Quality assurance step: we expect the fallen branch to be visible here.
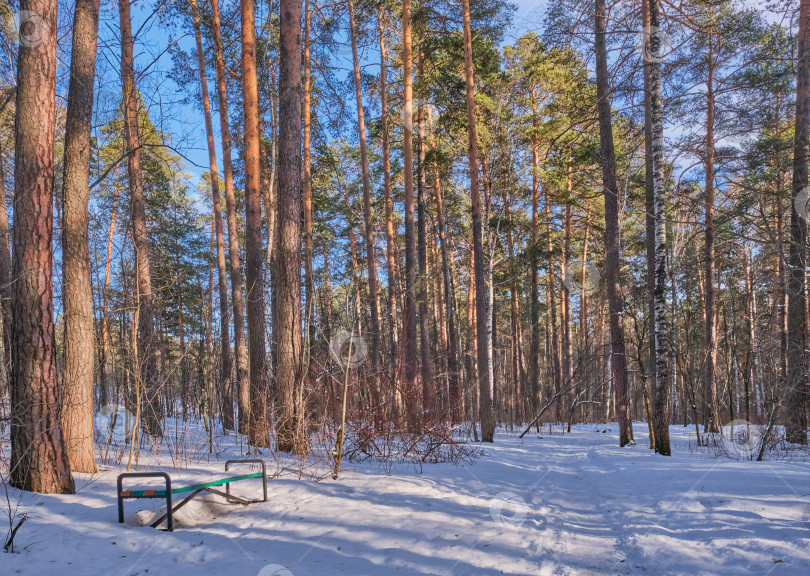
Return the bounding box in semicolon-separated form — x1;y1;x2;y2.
519;377;611;438
4;514;26;553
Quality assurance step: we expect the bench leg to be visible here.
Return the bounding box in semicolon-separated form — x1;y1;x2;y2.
206;487;251;505
150;489;202;530
166;484;174;532
225;459;267;502
117;472;173;530
117;476;125;524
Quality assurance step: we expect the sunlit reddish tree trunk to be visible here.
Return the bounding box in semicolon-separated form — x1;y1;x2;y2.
462;0;494;442
210;0;250;435
546;178;560;419
190;0;233;429
98;181;117;404
502;187;526;423
433;162;461;421
10;0;75;493
704;29;720;434
119;0;162;436
0;143;10;383
416;16;434;408
348;0;382;388
465;248;478;421
241;0;271;446
275;0;304;453
561;164;572;394
402;0;419;423
61;0;101;472
594;0;633;446
303;0;315;356
379;4;399;396
528;136;541;418
787;0;810;444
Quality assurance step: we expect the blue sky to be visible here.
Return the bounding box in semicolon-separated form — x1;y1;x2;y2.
122;0;551;190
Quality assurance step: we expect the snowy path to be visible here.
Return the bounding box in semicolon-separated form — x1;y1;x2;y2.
2;423;809;575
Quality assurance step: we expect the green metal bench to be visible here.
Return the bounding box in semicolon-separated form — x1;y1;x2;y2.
117;459;267;531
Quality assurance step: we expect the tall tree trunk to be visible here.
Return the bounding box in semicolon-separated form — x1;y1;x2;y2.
178;271;188;421
482;155;496;418
0;144;11;384
649;0;671;455
579;219;590;351
547;178;561;420
210;0;249;436
416;20;435;410
204;235;216;444
642;0;656;450
241;0;270;447
348;0;382;386
771;96;789;425
465;248;477;419
448;235;464;399
529;137;541;418
275;0;304;453
434;162;461;421
262;87;278;351
10;0;75;492
465;248;477;422
429;222;445;392
119;0;161;437
303;0;315;361
743;245;755;424
61;0;100;473
503;188;526;423
379;4;399;388
191;0;233;430
99;181;117;405
402;0;419;423
346;189;363;336
580;223;590;423
264;68;279;281
462;0;494;442
561;164;573;393
322;245;333;347
776;153;788;421
787;0;810;445
594;0;633;446
704;36;720;434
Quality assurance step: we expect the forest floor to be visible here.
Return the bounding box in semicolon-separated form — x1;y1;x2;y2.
2;421;809;576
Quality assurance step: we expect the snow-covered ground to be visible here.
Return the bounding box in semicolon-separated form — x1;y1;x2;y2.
2;422;809;575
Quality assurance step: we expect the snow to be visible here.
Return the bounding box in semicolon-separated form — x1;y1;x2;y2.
2;422;809;575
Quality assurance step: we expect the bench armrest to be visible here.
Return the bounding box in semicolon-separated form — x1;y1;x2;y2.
117;472;173;531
